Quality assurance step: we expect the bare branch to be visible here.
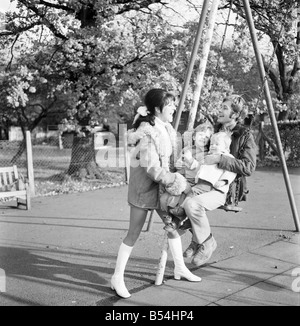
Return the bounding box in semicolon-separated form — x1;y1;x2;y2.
38;0;75;13
112;52;153;70
0;21;42;37
6;34;20;71
262;55;281;97
18;0;68;40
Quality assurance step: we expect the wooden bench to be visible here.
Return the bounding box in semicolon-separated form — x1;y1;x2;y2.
0;165;31;210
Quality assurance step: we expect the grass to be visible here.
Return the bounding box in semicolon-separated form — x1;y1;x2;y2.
1;142;298;198
0;142;127;197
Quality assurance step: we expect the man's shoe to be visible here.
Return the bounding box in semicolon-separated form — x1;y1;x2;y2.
192;234;217;267
183;240;198;258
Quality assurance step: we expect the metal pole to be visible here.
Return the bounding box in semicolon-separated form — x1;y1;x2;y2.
26;130;35;197
155;232;169;285
187;0;220;131
173;0;212;131
242;0;300;232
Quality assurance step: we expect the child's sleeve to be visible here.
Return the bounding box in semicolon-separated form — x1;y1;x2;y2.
218;170;237;185
218;154;237;184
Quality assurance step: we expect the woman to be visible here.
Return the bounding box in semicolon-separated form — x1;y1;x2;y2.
111;88;201;299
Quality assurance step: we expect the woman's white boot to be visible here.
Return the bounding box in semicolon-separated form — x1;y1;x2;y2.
111;243;133;299
168;237;201;282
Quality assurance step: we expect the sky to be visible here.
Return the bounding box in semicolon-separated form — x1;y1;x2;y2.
0;0;218;25
0;0;200;18
0;0;262;46
0;0;16;13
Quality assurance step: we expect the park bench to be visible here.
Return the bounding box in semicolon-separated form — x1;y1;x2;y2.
0;165;31;210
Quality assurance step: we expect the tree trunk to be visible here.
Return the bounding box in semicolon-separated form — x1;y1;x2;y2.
67;134;102;179
11;139;26;164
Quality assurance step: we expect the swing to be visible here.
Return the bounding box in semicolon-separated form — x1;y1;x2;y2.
203;1;243;214
187;0;244;215
217;0;292;214
145;2;241;239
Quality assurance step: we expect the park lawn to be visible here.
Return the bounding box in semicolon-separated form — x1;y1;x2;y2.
0;143;126;197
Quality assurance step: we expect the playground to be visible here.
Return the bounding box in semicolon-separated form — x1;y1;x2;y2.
0;0;300;309
0;166;299;306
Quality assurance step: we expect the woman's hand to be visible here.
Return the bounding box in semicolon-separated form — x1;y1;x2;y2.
204;154;221;165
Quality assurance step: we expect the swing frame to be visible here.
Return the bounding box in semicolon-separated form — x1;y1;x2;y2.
154;0;300;286
172;0;299;227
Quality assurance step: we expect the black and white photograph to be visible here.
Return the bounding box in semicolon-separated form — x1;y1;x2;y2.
0;0;299;310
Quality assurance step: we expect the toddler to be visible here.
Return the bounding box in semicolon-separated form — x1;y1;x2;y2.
161;130;237;231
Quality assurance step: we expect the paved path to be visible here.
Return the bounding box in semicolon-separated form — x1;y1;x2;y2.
0;167;299;306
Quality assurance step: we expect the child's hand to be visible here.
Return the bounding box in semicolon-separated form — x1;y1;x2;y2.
214;181;226;188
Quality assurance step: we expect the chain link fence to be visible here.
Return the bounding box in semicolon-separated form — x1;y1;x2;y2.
0;129;127;198
0;140;27;174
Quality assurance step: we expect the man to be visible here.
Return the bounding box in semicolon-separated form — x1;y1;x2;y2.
182;95;257;267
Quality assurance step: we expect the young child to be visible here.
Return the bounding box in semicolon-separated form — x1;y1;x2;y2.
186;131;237;197
176;121;214;186
159;122;214;229
161;130;237;231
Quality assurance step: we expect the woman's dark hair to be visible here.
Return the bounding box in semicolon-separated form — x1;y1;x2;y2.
133;88;176;129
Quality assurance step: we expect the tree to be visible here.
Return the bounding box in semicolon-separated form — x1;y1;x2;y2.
2;0;298;179
220;0;300;120
0;0;188;178
0;49;70;161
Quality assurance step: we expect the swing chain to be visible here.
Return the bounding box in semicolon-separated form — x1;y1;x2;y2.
209;0;234;94
205;0;234;112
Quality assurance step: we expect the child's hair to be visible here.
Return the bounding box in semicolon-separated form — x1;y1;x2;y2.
193;121;214;137
133;88;176;129
210;131;232;153
184;121;214;149
223;95;248;123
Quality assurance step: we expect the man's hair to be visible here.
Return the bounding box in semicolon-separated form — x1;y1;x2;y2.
223;95;248;123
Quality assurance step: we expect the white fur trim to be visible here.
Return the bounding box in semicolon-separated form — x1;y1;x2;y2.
165;172;188;196
127;122;176;170
127;123;156;145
